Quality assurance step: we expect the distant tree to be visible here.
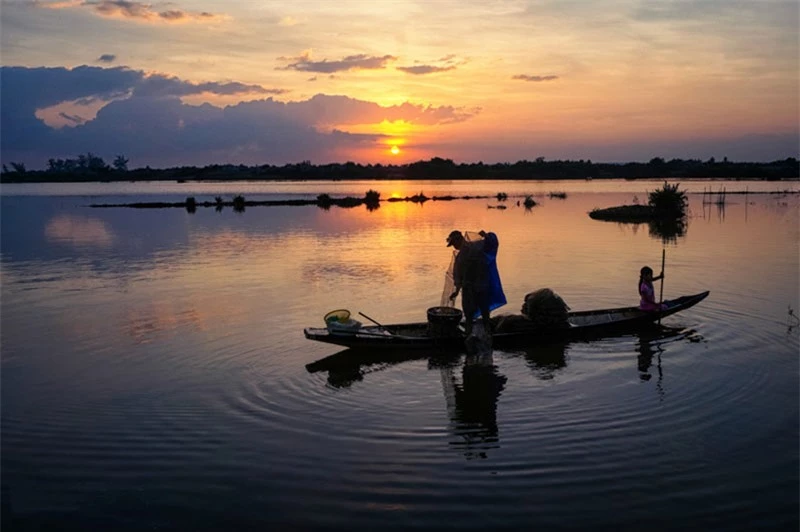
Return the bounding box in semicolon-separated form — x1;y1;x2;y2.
9;162;26;173
86;153;108;172
113;155;129;172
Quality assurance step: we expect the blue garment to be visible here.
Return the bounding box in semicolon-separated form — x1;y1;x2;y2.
471;232;506;318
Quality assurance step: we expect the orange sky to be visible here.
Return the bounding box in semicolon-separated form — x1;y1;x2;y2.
2;0;798;168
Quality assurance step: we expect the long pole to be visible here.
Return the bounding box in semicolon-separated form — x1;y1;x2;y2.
358;311;392;334
658;248;666;325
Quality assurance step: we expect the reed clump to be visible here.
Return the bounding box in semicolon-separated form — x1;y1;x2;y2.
317;193;333;209
364;189;381;209
233;195;246;212
648;181;688;217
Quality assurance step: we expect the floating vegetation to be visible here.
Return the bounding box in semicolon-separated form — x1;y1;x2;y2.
365;189;380;203
185;196;196;213
523;195;537;209
590;182;688;222
548;191;567;199
317;193;333;210
410;191;429;203
648;181;688;218
233;195;246;213
590;182;690;241
589;205;654;222
496;192;508;201
91;190;496;210
364;189;381;211
488;205;507;210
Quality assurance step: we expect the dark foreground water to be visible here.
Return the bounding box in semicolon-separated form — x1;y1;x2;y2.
2;180;798;530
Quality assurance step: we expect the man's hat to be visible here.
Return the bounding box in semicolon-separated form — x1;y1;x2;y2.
446;230;463;247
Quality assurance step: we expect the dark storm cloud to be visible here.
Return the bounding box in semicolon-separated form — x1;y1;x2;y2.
278;53;397;73
97;54;117;63
0;65;479;168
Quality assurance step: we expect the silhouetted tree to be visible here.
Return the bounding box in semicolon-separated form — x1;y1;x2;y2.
8;162;27;173
113;155;129;172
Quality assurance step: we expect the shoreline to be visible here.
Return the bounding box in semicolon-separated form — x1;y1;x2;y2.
6;175;800;185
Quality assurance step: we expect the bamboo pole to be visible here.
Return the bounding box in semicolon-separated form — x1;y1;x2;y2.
658;248;666;325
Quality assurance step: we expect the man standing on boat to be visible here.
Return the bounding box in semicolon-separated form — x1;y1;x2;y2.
447;230;505;336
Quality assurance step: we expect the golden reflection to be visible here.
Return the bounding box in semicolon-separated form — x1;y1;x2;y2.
124;304;208;345
44;214;115;247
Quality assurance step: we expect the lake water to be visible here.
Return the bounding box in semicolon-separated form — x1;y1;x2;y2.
2;179;798;530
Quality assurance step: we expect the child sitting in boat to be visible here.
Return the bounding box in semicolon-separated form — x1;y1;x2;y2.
639;266;667;311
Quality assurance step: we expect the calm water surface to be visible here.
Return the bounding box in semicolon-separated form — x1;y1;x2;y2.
2;180;798;530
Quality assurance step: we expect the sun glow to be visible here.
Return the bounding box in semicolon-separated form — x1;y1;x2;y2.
390;145;400;155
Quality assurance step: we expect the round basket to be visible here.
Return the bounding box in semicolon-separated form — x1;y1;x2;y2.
427;306;463;325
324;309;351;324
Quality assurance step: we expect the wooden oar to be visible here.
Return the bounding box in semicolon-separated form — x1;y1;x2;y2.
658;248;666;325
359;311;393;334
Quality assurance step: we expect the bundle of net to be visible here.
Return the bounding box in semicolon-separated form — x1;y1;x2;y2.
490;288;571;333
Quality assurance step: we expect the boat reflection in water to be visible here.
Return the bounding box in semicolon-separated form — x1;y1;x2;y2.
517;341;569;380
306;347;509;459
305;324;703;457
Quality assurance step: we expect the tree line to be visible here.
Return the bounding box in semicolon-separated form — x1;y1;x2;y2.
1;154;797;183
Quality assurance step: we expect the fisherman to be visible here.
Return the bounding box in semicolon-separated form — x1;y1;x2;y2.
446;230;492;336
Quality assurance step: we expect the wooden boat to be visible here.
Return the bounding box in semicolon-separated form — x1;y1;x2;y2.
304;291;709;351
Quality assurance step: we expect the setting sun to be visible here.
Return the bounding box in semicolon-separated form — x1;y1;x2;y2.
390;145;400;155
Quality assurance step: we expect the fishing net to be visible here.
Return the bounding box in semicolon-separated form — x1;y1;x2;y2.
521;288;570;328
440;251;457;307
439;232;482;307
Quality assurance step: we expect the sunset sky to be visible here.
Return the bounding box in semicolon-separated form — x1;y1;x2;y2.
1;0;798;169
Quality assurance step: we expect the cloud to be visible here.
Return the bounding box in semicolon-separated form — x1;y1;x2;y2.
133;75;288;98
44;214;115;247
35;0;226;24
512;74;559;82
58;112;87;125
396;55;464;75
1;65;283;111
278;52;397;73
396;65;456;75
34;0;83;8
97;54;116;63
1;65;479;168
280;94;478;127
